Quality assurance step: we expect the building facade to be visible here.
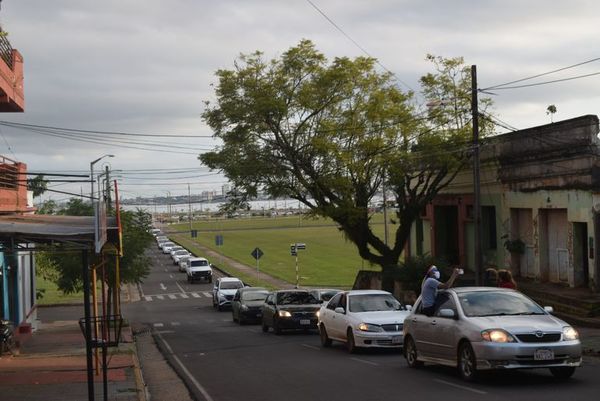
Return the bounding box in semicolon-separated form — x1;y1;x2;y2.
406;115;600;291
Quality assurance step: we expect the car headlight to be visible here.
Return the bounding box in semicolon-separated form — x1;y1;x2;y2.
481;329;516;343
278;310;292;318
562;326;579;341
218;293;226;299
358;323;384;332
241;305;248;311
315;310;320;318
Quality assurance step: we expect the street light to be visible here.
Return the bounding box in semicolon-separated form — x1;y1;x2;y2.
90;154;114;202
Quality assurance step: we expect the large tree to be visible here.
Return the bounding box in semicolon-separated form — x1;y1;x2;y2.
200;41;492;290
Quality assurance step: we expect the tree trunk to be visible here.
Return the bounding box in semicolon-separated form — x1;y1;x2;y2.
381;264;398;294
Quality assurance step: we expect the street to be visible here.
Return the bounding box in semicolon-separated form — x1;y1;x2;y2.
125;248;600;401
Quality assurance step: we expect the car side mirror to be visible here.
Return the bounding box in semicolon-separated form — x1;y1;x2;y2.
544;306;554;313
334;307;345;314
405;305;412;312
438;309;456;319
267;300;274;305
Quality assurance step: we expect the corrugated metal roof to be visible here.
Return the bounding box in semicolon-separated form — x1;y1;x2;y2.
0;214;117;241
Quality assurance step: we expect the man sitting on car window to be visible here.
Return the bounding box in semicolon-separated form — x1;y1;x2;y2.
420;265;460;317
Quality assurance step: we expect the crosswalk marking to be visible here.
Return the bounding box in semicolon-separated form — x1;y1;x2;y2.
154;323;164;328
203;292;212;298
180;294;189;298
144;296;153;302
168;294;177;299
191;293;201;298
143;292;214;302
171;322;181;326
157;295;165;300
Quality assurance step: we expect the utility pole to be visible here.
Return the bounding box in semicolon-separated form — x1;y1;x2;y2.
105;166;112;212
188;183;192;234
471;65;483;286
382;171;389;246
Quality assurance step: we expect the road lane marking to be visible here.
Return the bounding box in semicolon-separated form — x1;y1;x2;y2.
350;357;379;366
175;281;186;293
169;274;174;279
164;269;168;272
202;292;212;297
155;332;216;401
434;379;487;395
155;330;175;334
171;322;181;326
144;296;153;302
153;323;164;328
180;294;189;299
160;283;167;291
301;344;320;350
191;293;201;298
168;294;177;299
157;295;165;300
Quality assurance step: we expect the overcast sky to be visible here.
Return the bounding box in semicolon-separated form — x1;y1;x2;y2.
1;0;600;202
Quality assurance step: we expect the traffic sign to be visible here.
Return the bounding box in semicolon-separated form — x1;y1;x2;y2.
191;229;198;238
251;247;264;260
215;234;224;246
295;243;306;250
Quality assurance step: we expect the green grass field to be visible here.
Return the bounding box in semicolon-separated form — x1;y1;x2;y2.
36;277;84;305
170;214;394;288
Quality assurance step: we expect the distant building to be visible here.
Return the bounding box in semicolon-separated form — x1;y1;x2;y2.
221;184;231;196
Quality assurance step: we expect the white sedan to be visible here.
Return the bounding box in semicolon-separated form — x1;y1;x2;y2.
318;290;411;353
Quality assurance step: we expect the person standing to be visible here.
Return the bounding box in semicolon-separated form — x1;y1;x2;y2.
421;265;460;316
497;269;517;289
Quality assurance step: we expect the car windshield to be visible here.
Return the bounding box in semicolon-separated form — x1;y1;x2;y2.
277;292;319;305
174;250;188;255
220;281;244;290
190;260;209;267
320;290;340;301
458;291;546;317
242;291;269;301
163;242;174;247
348;294;403;312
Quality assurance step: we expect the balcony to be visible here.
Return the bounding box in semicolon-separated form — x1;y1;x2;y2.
0;31;24;112
0;154;30;213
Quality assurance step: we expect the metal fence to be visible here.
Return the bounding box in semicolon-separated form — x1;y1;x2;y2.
0;32;13;69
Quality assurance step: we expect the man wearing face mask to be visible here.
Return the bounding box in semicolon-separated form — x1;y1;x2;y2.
421;265;460;316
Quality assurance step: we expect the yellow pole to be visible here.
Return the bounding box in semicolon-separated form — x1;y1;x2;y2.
115;252;120;316
91;265;99;375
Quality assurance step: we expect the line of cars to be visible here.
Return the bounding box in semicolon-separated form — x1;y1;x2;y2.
151;229;582;382
154;231;213;284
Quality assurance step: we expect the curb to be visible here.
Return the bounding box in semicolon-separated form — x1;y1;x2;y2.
132;337;149;401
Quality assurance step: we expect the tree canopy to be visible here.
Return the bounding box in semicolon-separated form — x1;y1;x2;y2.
200;40;492;289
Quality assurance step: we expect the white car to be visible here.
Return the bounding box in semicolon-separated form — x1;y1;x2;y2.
212;277;244;311
186;257;213;283
169;245;184;257
178;255;191;272
318;290;411;353
171;249;190;265
161;242;176;254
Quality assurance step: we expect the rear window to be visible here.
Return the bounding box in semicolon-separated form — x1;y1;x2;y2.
190;260;209;267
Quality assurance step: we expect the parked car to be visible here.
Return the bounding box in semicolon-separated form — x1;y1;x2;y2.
261;290;321;334
151;228;161;236
156;236;168;248
178;255;192;272
213;277;245;310
309;288;342;305
231;287;269;324
185;257;213;283
161;242;176;254
403;287;582;381
318;290;410;353
171;249;190;265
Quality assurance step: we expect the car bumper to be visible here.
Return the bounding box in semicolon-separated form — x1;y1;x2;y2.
217;297;234;307
471;340;582;370
277;317;318;330
190;272;211;280
240;309;263;321
354;331;404;348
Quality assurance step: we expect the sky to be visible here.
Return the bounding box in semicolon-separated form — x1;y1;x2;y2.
1;0;600;202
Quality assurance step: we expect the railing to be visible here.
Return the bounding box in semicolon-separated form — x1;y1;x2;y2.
0;154;18;190
0;31;14;69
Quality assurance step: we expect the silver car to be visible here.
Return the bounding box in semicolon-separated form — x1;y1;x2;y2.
403;287;581;381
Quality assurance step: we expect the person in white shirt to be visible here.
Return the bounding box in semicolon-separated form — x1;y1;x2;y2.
421;265;460;316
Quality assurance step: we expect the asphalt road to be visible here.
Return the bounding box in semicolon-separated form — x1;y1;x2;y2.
124;246;600;401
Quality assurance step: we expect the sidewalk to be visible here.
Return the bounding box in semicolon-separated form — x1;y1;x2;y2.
0;306;143;401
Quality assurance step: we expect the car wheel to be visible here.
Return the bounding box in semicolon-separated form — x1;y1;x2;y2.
549;367;576;380
346;328;358;354
319;324;332;347
273;317;282;335
262;319;269;333
458;342;478;382
404;336;423;368
208;277;212;284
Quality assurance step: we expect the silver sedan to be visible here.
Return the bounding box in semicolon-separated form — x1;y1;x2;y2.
403;287;581;381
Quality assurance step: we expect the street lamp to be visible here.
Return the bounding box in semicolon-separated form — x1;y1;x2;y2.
90;154;114;202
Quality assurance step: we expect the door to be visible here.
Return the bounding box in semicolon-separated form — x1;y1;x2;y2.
409;299;435;358
546;209;568;283
262;294;276;326
427;293;459;362
573;222;589;287
434;206;459;265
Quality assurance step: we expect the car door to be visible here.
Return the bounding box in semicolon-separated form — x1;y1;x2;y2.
232;290;241;320
408;298;436;358
212;279;220;305
262;294;276;326
427;293;460;362
320;293;341;339
329;293;348;340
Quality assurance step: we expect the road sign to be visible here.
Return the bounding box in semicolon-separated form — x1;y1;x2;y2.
295;243;306;250
251;247;264;260
191;229;198;238
215;234;223;246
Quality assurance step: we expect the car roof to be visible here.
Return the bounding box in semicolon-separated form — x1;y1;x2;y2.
310;288;342;293
449;286;515;294
344;289;392;296
220;277;242;282
188;257;208;262
273;289;310;294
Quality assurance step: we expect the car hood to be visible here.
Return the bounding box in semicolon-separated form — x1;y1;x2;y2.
189;266;211;272
467;314;567;332
243;300;266;307
218;289;239;296
277;304;321;312
352;310;411;325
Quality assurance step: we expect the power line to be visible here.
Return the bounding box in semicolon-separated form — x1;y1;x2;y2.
0;125;17;159
304;0;414;92
482;70;600;91
483;56;600;91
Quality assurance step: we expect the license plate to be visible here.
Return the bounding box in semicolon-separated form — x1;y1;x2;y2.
391;336;402;344
534;349;554;360
300;319;311;325
256;313;262;318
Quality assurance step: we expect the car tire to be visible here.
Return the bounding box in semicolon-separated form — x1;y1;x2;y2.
273;317;282;335
208;277;212;284
549;367;576;380
404;336;423;368
262;319;269;333
457;342;478;382
346;328;358;354
319;324;332;347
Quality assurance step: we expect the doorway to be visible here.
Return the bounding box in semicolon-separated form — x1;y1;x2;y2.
434;205;459;265
573;222;589;287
